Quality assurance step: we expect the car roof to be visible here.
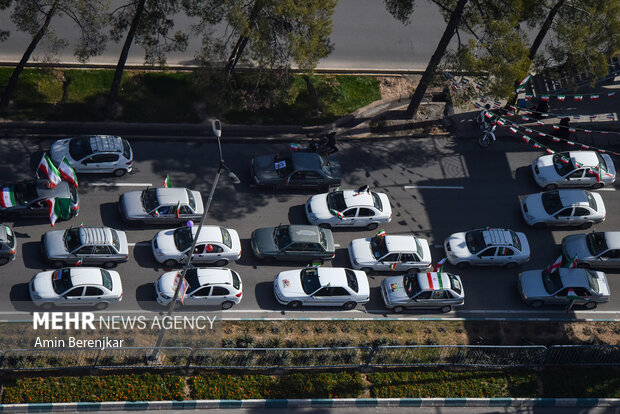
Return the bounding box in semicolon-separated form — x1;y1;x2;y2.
603;232;620;249
416;272;455;291
482;228;514;247
385;235;416;252
558;189;590;207
88;135;124;153
195;268;233;286
343;190;375;208
558;268;595;287
35;180;71;199
79;227;113;246
155;188;189;205
195;226;224;244
569;151;599;167
315;267;349;286
291;152;322;171
69;268;103;286
288;225;321;243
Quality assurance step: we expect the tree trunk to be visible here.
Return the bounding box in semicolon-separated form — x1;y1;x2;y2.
529;0;566;60
405;0;468;119
224;0;263;74
0;0;59;110
105;0;147;119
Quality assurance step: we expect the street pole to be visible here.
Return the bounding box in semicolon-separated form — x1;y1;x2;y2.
151;120;239;357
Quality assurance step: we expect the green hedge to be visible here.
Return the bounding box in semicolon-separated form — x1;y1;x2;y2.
541;369;620;398
1;374;185;404
190;372;364;400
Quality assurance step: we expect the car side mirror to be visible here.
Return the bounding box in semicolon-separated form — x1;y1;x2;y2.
81;160;88;165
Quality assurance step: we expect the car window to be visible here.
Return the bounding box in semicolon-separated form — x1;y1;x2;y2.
497;247;514;256
314;287;331;297
231;270;241;290
111;230;121;253
585;269;600;293
403;275;420;298
555;208;573;217
211;286;230;296
64;228;81;252
478;247;496;257
541;190;563;215
370;236;388;259
85;287;104;296
122;139;132;160
331;287;350;296
12;181;38;205
220;227;232;249
52;269;73;294
595;152;608;172
358;208;375;217
99;154;120;163
573;207;590;217
584;169;598;178
371;192;383;211
83;154;105;164
319;230;328;250
193;287;211;297
415;291;432;299
101;269;113;291
194;244;205;254
141;188;159;212
465;230;485;254
180;206;192;215
327;191;347;212
542;270;563;295
290;171;305;180
69;137;93;160
186;189;196;211
400;253;416;262
65;287;84;297
383;253;399;262
343;208;357;217
274;226;291;248
567;170;584;179
304;171;323;179
204;244;223;254
286;243;305;252
585;191;597;210
553;153;574;176
184;269;200;291
173;227;194;252
510;230;522;251
345;269;359;293
602;249;620;259
304;243;323;252
4;226;14;248
75;246;94;255
432;290;447;299
300;268;321;294
93;245;112;254
448;274;462;295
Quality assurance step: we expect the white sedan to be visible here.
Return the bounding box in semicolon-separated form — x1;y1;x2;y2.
273;267;370;309
151;225;242;267
532;151;616;190
29;267;123;310
444;228;530;268
348;234;432;272
155;267;242;309
520;189;606;229
305;188;392;229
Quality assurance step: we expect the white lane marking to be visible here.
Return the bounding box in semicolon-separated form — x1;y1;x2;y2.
127;242;150;247
596;188;616;191
433;244;443;249
403;185;464;190
89;182;152;187
334;243;341;247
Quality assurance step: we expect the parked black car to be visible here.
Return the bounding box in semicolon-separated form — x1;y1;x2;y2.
250;152;342;190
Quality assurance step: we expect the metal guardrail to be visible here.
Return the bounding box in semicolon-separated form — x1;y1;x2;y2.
0;345;618;371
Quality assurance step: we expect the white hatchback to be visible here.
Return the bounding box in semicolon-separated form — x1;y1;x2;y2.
444;228;530;268
305;188;392;229
348;234;432;272
50;135;133;176
532;151;616;190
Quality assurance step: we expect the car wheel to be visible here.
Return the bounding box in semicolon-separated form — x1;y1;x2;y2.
319;223;331;229
533;222;546;229
591;182;604;190
361;267;373;274
113;169;127;177
215;259;229;267
95;302;109;310
41;303;54;310
456;261;469;269
392;306;406;313
311;258;324;266
0;257;9;266
440;305;452;313
221;301;235;310
102;261;116;269
530;300;544;308
366;222;379;230
544;184;558;191
584;301;597;310
287;301;302;309
51;260;64;268
580;222;593;230
343;301;357;310
163;259;178;268
505;262;518;269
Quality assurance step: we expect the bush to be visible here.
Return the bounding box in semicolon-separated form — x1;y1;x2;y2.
541;368;620;398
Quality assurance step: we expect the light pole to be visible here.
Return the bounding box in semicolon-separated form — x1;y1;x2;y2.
152;119;240;354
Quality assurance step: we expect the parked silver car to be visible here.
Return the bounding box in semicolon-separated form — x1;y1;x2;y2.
42;226;129;268
520;189;606;229
381;272;464;313
50;135;133;176
119;187;204;224
562;232;620;269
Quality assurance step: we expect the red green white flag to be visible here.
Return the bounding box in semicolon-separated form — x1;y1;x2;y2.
433;257;447;272
516;74;532;90
38;153;62;188
59;157;78;188
175;201;181;219
564;255;578;268
163;174;170;188
426;272;444;290
47;198;58;227
547;255;562;272
330;209;344;219
0;187;16;208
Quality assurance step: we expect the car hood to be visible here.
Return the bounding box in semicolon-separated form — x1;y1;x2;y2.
519;270;548;298
156;271;179;298
562;234;593;262
252;154;280;182
31;271;58;300
522;193;546;217
275;270;305;299
445;232;470;259
326;157;343;179
308;193;331;219
43;230;69;258
121;191;146;217
49;139;72;164
252;227;279;255
382;276;410;303
533;155;559;180
350;238;374;264
153;229;182;255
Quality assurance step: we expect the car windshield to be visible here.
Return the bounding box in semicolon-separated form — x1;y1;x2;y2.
465;230;486;254
68;137;93;160
319;230;328;249
552;153;574;176
4;226;14;248
184;268;201;291
510;230;522;251
69;185;78;204
326;191;347;212
111;230;121;252
64;228;82;252
186;189;196;211
449;274;462;295
101;269;113;291
541;269;563;295
319;155;332;176
274;154;294;178
300;268;321;295
52;269;73;294
403;274;421;299
231;270;241;290
173;227;194;252
273;226;291;248
345;269;359;293
585;191;597;210
122;139;132;160
585;269;600;293
585;232;608;256
371;192;383;211
370;236;388;259
541;190;563;215
12;181;37;205
595;152;608;172
220;227;232;249
141;188;159;212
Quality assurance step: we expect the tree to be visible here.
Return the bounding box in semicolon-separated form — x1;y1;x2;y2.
0;0;107;110
105;0;188;119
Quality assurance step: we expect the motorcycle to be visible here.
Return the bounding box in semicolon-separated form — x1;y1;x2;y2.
290;132;338;155
474;105;492;132
478;122;497;148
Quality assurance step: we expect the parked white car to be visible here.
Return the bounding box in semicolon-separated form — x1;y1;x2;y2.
520;189;605;229
154;267;242;309
444;228;530;268
381;272;465;313
119;187;204;224
151;225;241;267
305;188;392;229
29;267;123;309
532;151;616;190
50;135;133;176
348;234;432;272
273;267;370;309
561;232;620;269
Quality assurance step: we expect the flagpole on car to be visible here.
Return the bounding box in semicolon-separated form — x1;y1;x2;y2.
151;119;240;359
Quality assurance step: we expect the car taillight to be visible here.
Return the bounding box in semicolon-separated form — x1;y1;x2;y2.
126;161;132;165
236;292;242;298
125;255;129;260
9;249;15;255
119;293;123;300
332;253;336;258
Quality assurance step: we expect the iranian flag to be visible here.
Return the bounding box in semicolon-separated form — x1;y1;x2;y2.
426;272;444;290
163;174;170;188
516;74;532;91
175;201;181;219
38;153;62;188
590;94;599;101
608;92;616;98
433;257;447;272
557;95;566;102
330;208;344;219
574;95;583;101
564;255;578;268
59;157;78;188
47;198;58;227
0;187;16;208
547;256;562;273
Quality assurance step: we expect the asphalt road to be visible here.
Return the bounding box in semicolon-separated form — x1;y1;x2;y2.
1;133;619;320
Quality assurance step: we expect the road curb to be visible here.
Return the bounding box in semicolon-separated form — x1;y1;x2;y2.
0;398;618;411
